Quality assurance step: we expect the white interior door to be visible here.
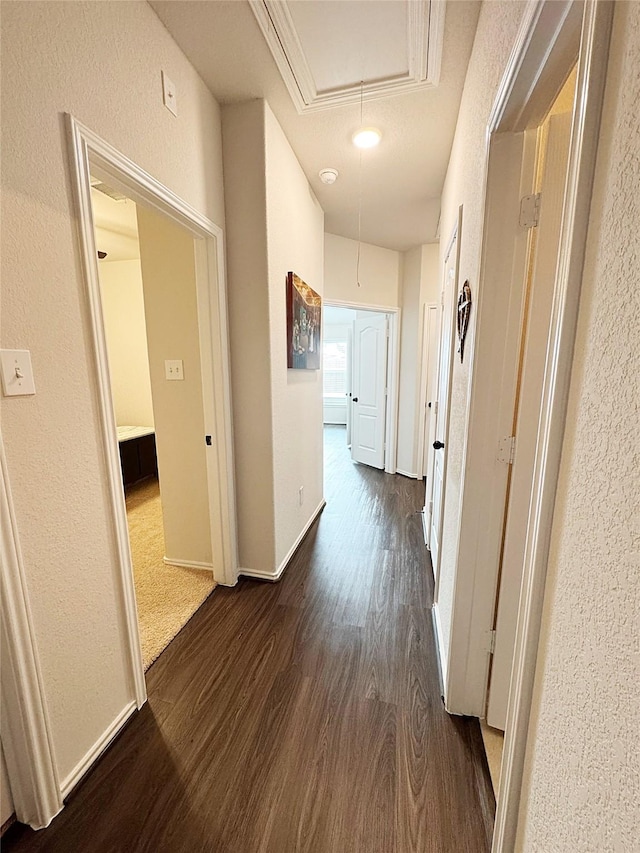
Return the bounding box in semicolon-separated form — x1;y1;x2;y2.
420;304;439;544
487;112;572;729
429;226;460;584
351;313;388;469
346;326;353;447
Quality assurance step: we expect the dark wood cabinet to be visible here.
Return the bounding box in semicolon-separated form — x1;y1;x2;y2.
119;433;158;487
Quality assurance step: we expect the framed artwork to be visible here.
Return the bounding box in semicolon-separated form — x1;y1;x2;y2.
286;272;321;369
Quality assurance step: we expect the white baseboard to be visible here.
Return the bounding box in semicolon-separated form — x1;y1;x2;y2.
163;557;214;572
60;700;137;798
240;500;326;582
395;468;418;479
431;603;448;696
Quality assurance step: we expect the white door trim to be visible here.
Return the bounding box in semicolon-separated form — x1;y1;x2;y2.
0;436;63;829
65;114;239;709
493;2;613;850
324;300;400;474
416;301;439;483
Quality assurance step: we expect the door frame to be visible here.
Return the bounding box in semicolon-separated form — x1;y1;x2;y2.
416;300;439;483
493;2;613;847
324;300;400;474
66;114;239;706
426;1;613;850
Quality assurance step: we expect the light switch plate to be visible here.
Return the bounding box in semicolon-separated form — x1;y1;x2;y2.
1;349;36;396
162;70;178;117
165;359;184;381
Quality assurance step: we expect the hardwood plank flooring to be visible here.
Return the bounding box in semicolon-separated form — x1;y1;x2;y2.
4;425;494;853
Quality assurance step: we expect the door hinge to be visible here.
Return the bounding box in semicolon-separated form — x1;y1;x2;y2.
488;629;496;654
433;401;439;416
384;387;389;396
497;435;516;464
519;193;541;228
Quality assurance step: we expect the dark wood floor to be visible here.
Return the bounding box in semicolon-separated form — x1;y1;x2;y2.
5;426;494;853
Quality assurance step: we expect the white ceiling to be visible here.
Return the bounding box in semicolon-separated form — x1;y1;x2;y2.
91;185;140;262
150;0;481;251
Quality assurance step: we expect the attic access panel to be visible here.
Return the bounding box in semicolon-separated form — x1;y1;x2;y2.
250;0;445;113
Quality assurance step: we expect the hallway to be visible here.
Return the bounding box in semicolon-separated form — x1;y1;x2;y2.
5;426;494;853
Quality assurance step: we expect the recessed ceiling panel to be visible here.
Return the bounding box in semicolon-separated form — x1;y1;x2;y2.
250;0;445;112
288;1;408;94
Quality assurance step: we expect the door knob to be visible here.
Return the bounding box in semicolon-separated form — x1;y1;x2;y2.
433;440;445;449
352;397;358;402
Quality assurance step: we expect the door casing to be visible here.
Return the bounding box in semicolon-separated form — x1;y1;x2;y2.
324;300;400;474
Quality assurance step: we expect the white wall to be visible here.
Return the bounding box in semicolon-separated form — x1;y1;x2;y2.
435;0;639;846
265;106;325;568
396;243;440;476
0;0;225;787
436;0;528;676
518;4;640;848
222;100;324;577
137;206;212;567
98;259;154;427
324;233;400;307
221;99;275;575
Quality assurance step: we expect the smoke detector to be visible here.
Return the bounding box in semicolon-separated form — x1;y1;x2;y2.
319;168;339;185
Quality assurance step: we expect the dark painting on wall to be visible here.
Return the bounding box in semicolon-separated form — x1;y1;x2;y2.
286;272;321;369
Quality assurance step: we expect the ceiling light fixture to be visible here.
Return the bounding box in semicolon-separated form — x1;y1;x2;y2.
352;127;381;149
319;168;339;185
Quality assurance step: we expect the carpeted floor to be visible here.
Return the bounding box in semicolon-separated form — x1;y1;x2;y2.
125;477;215;671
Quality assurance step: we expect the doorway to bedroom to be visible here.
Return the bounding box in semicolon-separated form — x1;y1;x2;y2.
322;303;398;476
91;178;215;670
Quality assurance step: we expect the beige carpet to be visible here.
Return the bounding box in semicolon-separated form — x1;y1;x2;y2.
125;478;215;670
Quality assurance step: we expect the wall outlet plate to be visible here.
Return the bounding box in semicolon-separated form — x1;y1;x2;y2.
1;349;36;396
162;70;178;117
165;359;184;380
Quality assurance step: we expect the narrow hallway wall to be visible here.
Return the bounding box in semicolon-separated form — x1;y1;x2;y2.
0;0;226;784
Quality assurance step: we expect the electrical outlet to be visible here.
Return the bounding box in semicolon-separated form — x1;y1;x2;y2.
299;486;304;506
165;359;184;380
162;70;178;117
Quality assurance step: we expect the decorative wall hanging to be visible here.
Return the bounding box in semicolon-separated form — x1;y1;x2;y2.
286;272;322;369
457;280;472;363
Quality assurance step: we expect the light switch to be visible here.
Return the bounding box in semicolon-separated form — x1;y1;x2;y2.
165;359;184;381
1;349;36;396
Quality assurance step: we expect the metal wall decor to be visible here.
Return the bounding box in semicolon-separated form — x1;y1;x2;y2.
457;280;472;362
286;271;322;369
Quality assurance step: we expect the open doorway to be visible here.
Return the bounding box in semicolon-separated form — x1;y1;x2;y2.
422;4;612;848
322;302;399;476
91;181;216;671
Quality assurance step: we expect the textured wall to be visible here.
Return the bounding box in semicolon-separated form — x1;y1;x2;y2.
518;4;640;848
324;233;401;307
1;0;225;783
436;0;528;669
137;207;211;567
265;105;325;569
221;100;276;574
397;246;422;475
98;259;155;428
222;101;324;576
